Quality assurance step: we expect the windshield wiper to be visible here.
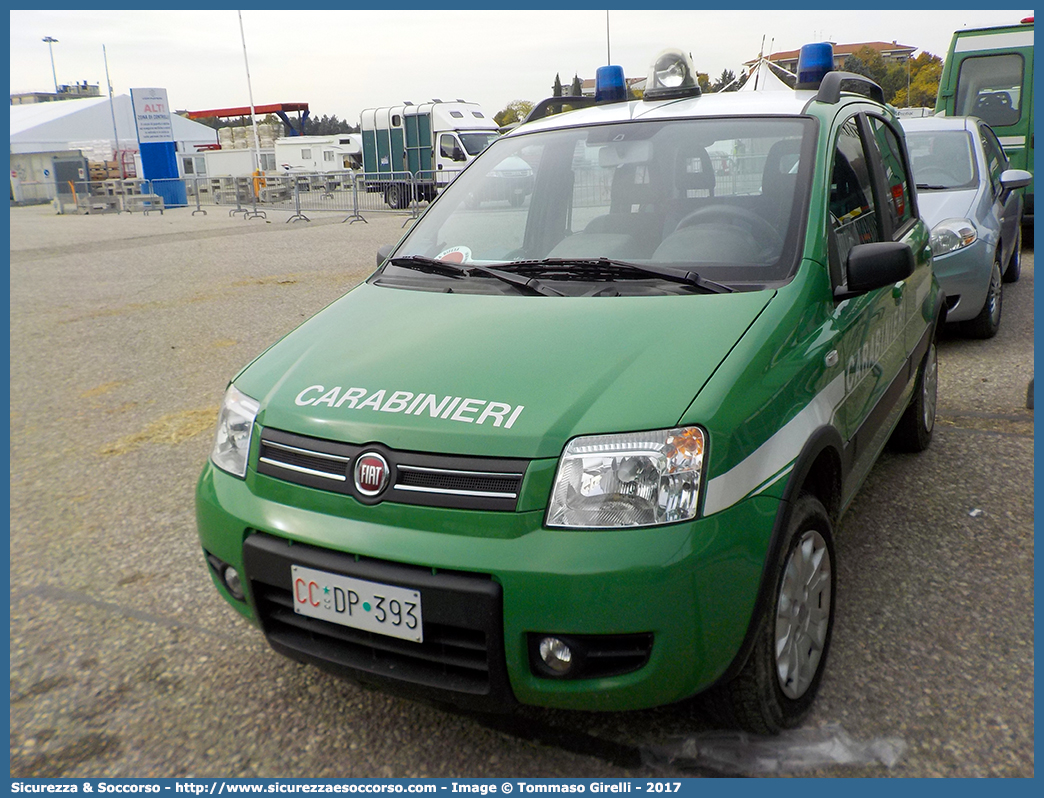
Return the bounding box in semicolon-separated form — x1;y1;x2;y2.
915;183;950;191
387;256;564;297
492;257;735;294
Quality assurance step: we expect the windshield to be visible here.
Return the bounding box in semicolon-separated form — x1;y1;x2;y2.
376;117;815;296
905;130;978;190
459;132;499;156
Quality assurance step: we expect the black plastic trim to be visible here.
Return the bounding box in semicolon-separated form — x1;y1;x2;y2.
243;532;517;712
527;632;654;680
523;96;597;124
813;72;885;104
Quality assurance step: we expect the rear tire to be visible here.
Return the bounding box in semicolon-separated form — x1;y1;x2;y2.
701;494;835;734
890;336;938;453
960;257;1003;339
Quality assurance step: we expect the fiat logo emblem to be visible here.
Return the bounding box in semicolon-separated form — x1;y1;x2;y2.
353;452;390;496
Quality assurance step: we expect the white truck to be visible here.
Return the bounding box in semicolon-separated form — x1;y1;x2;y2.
360;101;499;208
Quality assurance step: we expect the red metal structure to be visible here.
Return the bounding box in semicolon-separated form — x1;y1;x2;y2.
185;103;310;136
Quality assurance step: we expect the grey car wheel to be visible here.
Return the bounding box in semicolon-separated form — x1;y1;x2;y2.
775;529;832;699
1003;226;1022;283
961;258;1002;339
700;493;836;734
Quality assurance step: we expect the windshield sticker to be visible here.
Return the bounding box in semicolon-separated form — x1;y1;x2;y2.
294;385;524;428
435;246;473;264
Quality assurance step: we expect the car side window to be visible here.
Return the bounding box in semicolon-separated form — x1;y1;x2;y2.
866;116;914;234
829;116;880;282
978;125;1008;195
440;134;460;160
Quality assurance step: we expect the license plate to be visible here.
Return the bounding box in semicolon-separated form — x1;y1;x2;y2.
291;565;423;643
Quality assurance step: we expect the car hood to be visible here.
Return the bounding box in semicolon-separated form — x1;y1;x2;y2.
916;187;979;227
238;283;773;459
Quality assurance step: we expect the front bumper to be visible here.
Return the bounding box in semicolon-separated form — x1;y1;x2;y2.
933;238;993;323
196;461;778;712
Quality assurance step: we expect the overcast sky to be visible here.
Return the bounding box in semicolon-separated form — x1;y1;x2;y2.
9;8;1032;122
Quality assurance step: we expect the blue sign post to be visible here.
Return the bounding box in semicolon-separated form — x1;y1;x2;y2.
131;87;187;207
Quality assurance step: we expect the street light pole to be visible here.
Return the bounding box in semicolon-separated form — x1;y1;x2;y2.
42;36;58;93
237;11;263;175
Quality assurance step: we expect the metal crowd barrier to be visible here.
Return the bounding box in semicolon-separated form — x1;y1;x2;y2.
31;169;471;222
10;180;55;205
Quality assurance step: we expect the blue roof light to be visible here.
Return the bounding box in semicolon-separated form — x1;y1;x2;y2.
595;65;628;103
796;42;834;89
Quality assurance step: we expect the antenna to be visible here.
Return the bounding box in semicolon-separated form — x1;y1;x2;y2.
606;10;611;64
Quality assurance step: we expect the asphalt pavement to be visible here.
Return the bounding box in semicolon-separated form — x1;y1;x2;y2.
8;203;1034;778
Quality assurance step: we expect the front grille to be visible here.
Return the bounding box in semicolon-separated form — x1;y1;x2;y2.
257;428;527;511
395;465;521;497
243;532;515;711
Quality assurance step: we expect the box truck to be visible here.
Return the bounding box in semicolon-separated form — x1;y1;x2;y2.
936;17;1034;223
360;101;499;208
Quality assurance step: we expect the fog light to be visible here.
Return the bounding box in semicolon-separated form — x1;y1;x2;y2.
223;566;245;601
538;637;574;674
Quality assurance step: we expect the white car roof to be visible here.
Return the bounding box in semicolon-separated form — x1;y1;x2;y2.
513;90;824;136
900;116;978;133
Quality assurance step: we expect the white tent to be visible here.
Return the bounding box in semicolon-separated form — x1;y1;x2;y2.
739;58;794;92
10;94;217;156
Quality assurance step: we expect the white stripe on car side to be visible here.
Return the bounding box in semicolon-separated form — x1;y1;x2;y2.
702;373;846;516
998;136;1027;147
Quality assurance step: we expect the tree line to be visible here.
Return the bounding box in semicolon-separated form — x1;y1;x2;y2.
186;113;358;135
495;50;941;125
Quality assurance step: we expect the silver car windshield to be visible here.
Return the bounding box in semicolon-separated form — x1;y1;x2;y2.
905;130;979;191
386;117;815;292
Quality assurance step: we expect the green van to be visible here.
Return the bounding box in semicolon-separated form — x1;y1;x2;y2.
935;17;1034;223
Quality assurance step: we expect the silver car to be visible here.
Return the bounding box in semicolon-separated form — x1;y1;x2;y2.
901;116;1031;338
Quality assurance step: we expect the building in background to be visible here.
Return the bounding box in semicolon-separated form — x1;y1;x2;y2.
11;80;102;105
10;94;217;202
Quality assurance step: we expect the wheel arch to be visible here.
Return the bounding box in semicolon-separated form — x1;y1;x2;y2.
704;425;844;691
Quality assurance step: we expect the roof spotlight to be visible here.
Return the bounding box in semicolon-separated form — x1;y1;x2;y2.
643;48;701;101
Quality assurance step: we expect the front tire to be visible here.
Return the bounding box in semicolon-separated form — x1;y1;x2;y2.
384;183;409;210
961;257;1003;339
701;494;835;734
1003;226;1022;283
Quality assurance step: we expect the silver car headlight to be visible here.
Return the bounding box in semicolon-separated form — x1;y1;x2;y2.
210;385;260;478
546;427;706;528
930;218;977;257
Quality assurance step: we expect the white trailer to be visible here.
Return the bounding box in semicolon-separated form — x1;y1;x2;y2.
202;147;275;177
273;134;362;174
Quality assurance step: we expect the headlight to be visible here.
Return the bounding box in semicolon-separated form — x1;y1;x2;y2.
930;218;977;257
547;427;705;528
210;385;260;478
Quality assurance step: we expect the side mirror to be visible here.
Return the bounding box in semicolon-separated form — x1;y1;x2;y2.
1000;168;1033;192
377;243;395;267
452;146;467;163
836;241;914;298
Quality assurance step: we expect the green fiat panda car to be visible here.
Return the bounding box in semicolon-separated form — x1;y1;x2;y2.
198;46;942;733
